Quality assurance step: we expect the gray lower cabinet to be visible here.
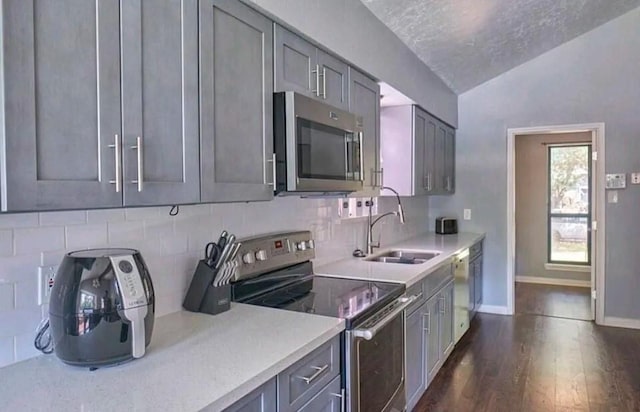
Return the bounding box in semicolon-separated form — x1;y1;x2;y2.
274;24;349;111
1;0;200;211
199;0;275;202
475;256;483;307
223;378;277;412
405;301;428;411
440;281;455;358
348;68;381;196
425;292;441;383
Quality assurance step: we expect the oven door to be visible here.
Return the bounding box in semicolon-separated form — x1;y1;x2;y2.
283;91;364;192
346;296;416;412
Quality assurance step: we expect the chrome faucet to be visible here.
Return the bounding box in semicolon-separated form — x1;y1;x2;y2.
366;186;406;255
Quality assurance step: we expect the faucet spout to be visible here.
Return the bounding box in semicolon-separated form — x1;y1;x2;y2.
365;187;406;256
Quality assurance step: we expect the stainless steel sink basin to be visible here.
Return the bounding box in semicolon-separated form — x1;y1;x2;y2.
365;250;441;264
366;256;428;264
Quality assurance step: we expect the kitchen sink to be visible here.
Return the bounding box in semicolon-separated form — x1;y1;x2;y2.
365;250;441;264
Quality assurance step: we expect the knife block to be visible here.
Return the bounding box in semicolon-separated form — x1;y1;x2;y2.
183;260;231;315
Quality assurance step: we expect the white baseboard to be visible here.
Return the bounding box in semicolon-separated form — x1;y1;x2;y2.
477;304;510;315
515;275;590;288
602;316;640;330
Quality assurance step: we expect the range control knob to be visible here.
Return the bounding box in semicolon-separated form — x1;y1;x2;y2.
242;252;255;265
307;240;315;249
255;250;268;261
296;242;307;251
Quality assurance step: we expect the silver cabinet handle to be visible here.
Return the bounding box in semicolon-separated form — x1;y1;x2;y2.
379;167;384;187
297;364;329;385
311;64;321;97
322;67;327;99
266;153;276;188
353;295;417;340
428;173;432;191
108;134;122;193
440;295;446;315
131;136;143;192
331;389;346;412
423;312;430;334
447;176;452;191
358;132;364;182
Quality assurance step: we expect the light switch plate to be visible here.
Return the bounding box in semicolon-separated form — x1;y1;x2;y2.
38;265;58;305
463;209;471;220
605;173;626;189
607;190;618;204
631;173;640;184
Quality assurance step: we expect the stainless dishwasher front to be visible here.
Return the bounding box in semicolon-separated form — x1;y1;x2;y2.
453;249;470;343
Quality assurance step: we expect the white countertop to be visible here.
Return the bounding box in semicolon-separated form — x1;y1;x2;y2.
317;232;485;287
0;303;344;412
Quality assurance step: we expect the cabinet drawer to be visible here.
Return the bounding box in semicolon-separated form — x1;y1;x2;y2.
298;375;342;412
278;336;341;412
469;241;483;260
424;262;453;299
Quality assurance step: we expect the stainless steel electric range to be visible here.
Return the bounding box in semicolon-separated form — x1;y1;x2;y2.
230;231;415;412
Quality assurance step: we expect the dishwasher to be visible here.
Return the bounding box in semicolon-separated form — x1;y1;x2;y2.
453;249;471;343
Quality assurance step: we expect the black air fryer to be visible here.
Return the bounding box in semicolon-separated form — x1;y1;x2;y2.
49;248;155;368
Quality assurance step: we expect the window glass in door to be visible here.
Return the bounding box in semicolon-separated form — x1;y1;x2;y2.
548;145;591;264
296;119;359;180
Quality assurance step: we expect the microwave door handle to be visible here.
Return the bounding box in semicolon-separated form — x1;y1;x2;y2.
352;295;417;340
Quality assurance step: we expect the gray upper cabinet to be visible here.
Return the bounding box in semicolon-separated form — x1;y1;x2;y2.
348;68;380;196
274;25;349;111
1;0;122;211
1;0;200;211
317;50;349;110
274;25;317;98
200;0;275;203
380;104;455;197
120;0;200;206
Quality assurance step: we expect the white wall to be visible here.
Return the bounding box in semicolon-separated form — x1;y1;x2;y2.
247;0;458;127
0;196;428;367
431;7;640;318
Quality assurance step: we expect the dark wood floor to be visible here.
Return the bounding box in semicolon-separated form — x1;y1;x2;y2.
516;282;592;321
413;313;640;412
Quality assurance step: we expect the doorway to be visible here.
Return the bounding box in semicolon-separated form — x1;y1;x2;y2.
506;123;605;324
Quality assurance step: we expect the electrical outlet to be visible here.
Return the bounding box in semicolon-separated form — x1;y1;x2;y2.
463;209;471;220
631;173;640;184
38;265;58;305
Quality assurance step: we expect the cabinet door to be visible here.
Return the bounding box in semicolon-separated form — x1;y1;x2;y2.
200;0;274;202
405;303;428;411
223;377;277;412
2;0;122;211
317;50;349;110
274;25;317;97
121;0;200;206
425;294;441;382
440;282;455;358
469;261;476;313
444;127;455;193
424;115;438;194
412;107;428;196
349;68;380;195
298;375;342;412
433;123;447;194
475;256;483;307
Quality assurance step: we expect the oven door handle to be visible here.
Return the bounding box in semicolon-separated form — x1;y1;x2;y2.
352;295;417;341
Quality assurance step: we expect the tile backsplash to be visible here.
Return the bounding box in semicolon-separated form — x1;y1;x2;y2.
0;195;428;367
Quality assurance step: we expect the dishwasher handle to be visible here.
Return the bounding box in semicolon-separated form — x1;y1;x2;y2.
352;295;417;341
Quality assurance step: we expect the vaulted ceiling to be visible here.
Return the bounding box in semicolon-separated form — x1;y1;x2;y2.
361;0;640;93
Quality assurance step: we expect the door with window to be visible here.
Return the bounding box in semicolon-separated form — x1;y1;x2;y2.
548;145;592;265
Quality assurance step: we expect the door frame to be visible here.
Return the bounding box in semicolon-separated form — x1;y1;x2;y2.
506;123;605;324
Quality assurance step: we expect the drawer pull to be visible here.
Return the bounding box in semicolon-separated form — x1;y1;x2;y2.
297;364;329;385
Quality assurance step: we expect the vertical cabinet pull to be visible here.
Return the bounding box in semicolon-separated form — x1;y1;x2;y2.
131;136;144;192
423;312;430;334
358;132;364;182
321;67;327;99
428;173;432;191
311;64;321;97
440;295;446;315
266;153;276;188
108;134;122;193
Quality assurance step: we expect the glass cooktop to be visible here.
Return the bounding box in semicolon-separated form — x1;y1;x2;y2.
232;262;405;328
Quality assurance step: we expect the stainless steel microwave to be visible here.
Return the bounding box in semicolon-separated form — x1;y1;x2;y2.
274;91;364;195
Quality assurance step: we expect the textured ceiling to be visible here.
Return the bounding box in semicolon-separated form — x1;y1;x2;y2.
361;0;640;93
